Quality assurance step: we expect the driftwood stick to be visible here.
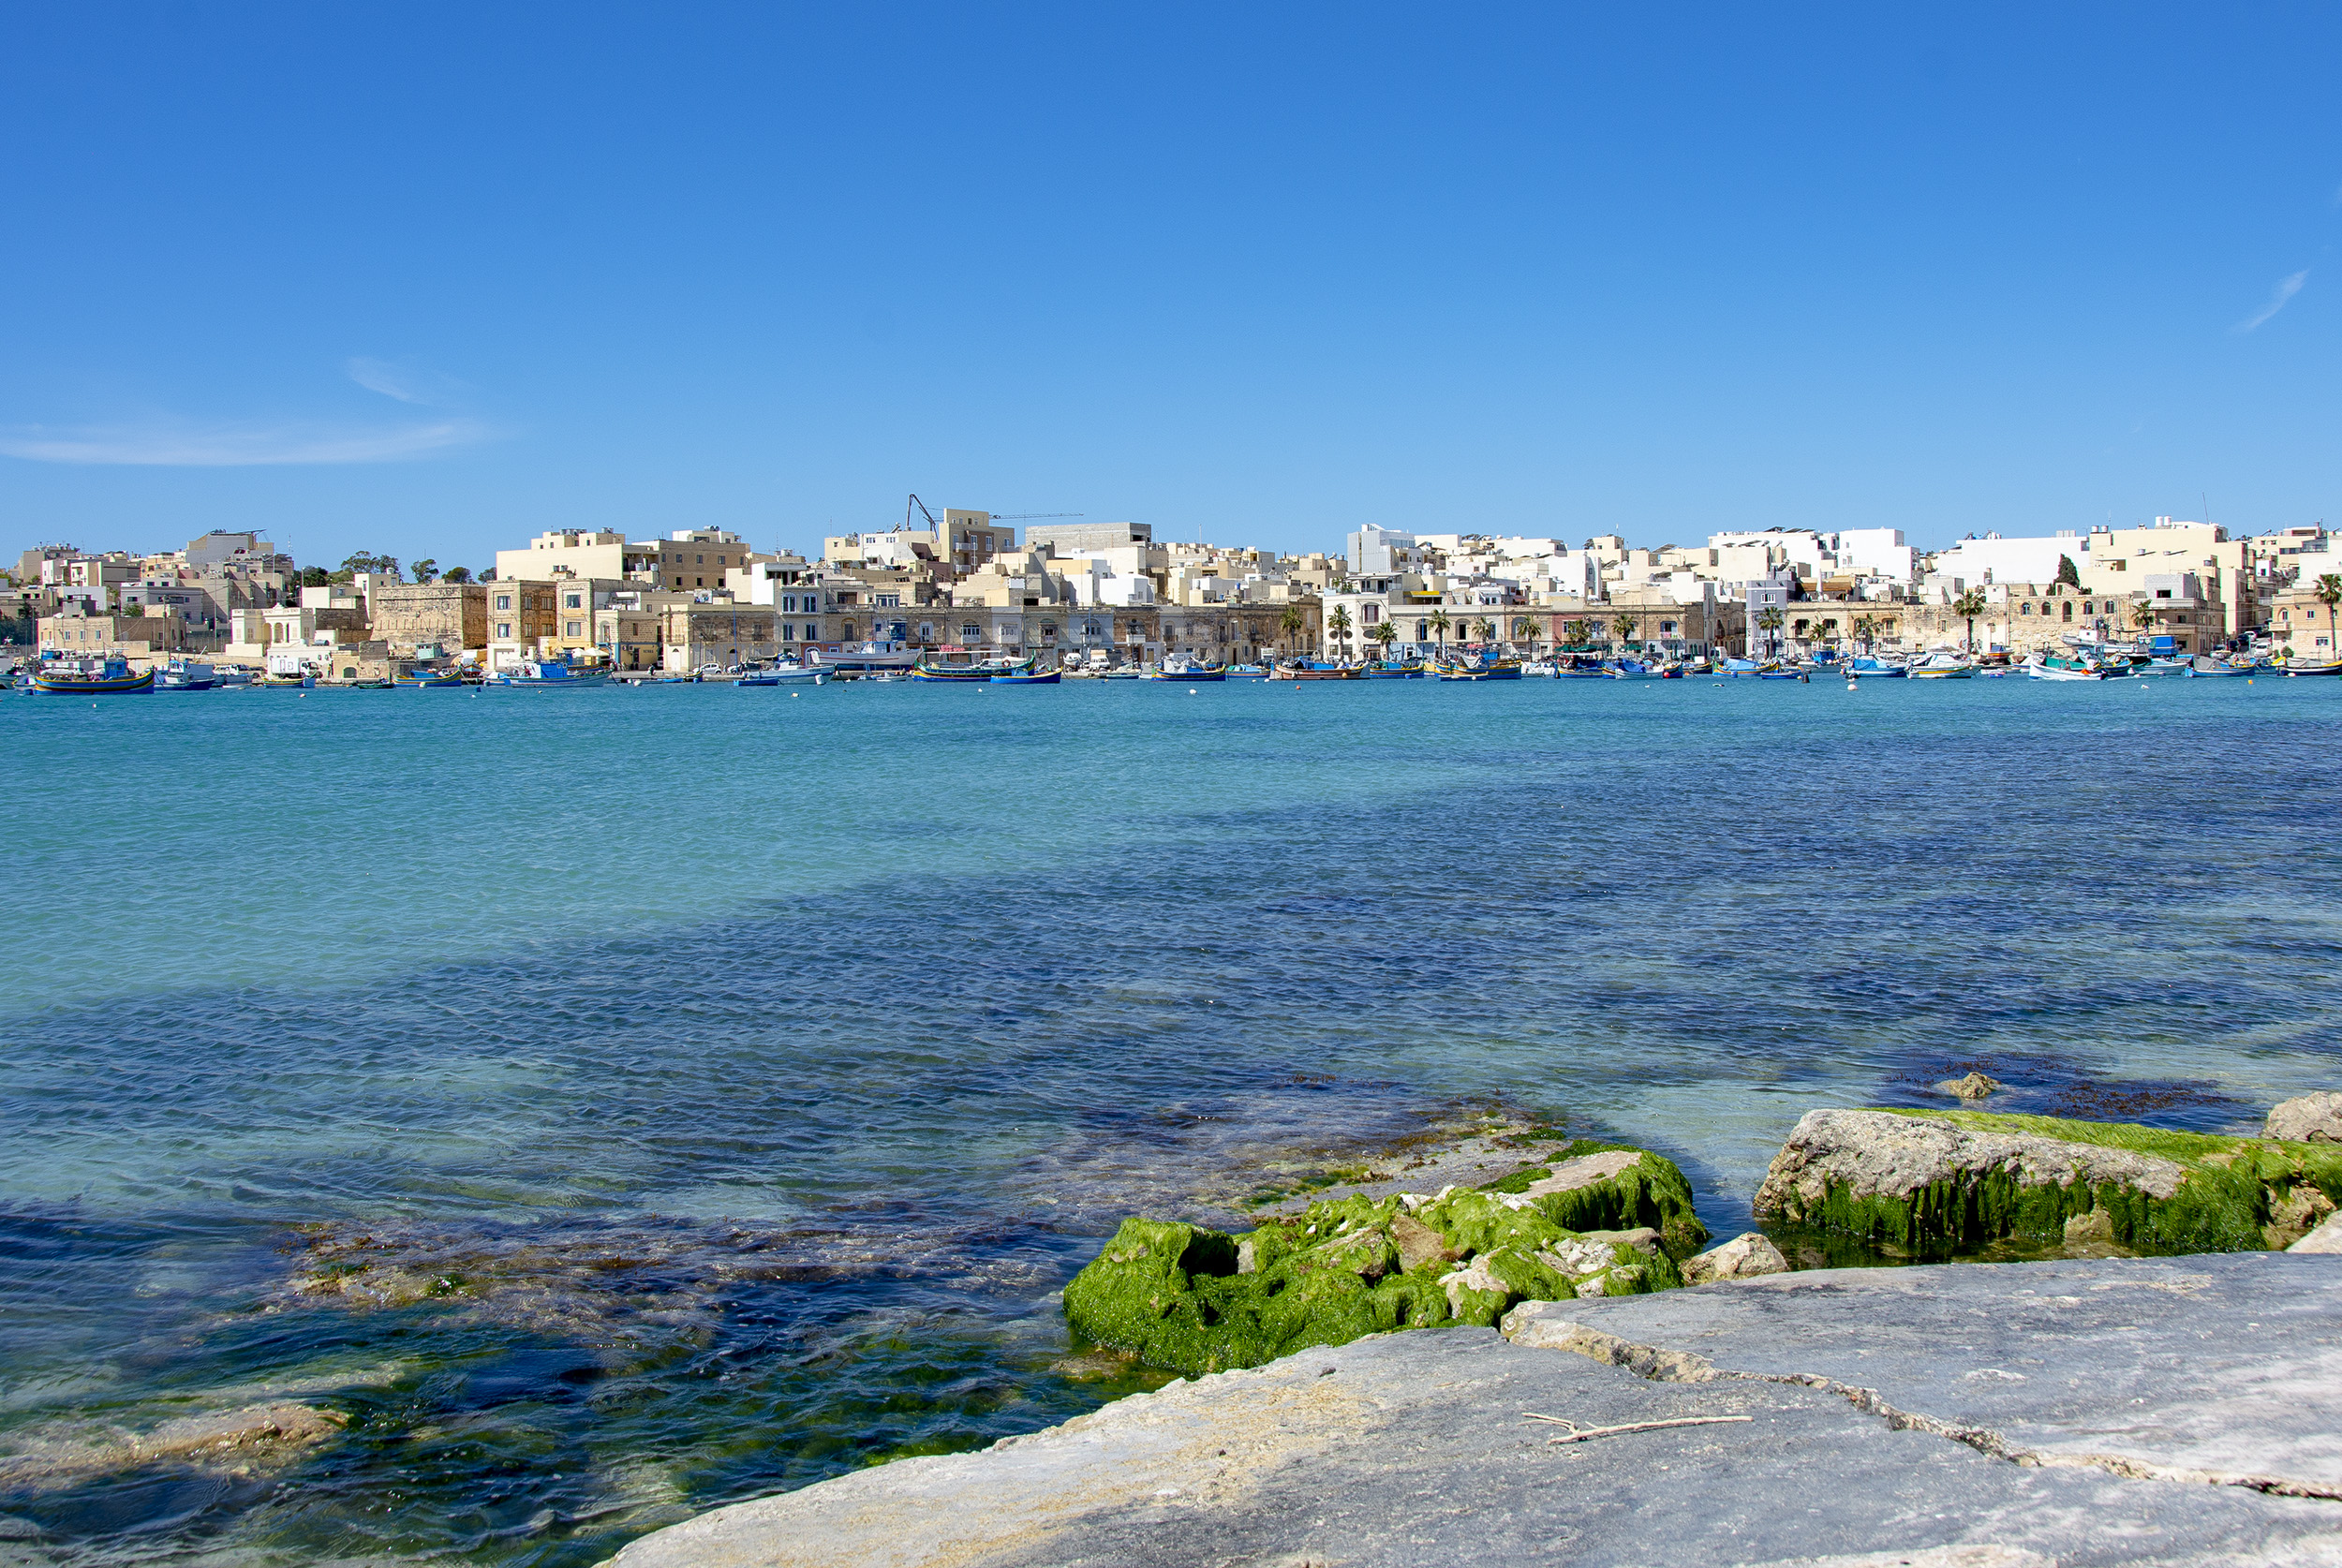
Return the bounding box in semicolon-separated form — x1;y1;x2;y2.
1520;1413;1754;1444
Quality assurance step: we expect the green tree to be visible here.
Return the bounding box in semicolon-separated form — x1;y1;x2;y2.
1279;602;1305;651
1510;614;1534;648
442;566;473;584
2131;599;2156;633
411;558;437;584
1371;620;1398;658
1853;613;1877;654
336;552;401;582
1473;616;1495;642
2055;555;2082;588
1951;588;1988;655
1427;608;1451;651
1563;618;1591;648
124;601;145;617
2319;573;2342;658
1327;603;1352;657
1611;612;1637;646
297;566;333;588
1756;605;1785;658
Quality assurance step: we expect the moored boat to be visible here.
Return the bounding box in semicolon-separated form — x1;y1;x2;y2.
735;661;826;686
33;656;154;695
1847;657;1908;678
988;669;1061;685
2187;655;2255;678
157;660;218;691
490;658;612;688
396;669;467;688
1267;661;1360;680
2285;659;2342;677
1905;652;1972;680
912;652;1036;682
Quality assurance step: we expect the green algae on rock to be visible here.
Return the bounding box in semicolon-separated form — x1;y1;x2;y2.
1753;1107;2342;1262
1062;1143;1706;1375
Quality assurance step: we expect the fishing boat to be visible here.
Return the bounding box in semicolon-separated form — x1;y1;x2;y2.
396;669;467;688
1148;656;1225;682
912;651;1035;682
157;660;218;691
1267;661;1360;680
1905;652;1972;680
32;655;153;695
989;668;1061;685
1604;658;1666;680
2187;655;2255;678
2286;659;2342;677
2027;653;2115;681
809;639;920;673
1431;654;1522;681
259;671;317;688
1847;656;1908;678
736;660;827;686
1551;654;1608;679
1712;658;1765;678
213;666;255;688
1223;663;1269;679
490;658;611;688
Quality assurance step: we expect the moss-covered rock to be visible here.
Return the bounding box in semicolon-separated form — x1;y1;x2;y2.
1062;1145;1707;1375
1754;1107;2342;1262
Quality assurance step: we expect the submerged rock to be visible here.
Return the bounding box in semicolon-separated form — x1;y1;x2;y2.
1935;1071;2004;1101
0;1402;348;1491
1062;1142;1706;1375
2266;1091;2342;1144
1755;1107;2342;1260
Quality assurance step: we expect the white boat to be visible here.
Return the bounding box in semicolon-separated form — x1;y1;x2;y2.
1906;652;1972;679
157;659;219;691
1520;659;1560;677
1846;656;1909;678
811;640;921;673
2027;655;2115;681
735;661;827;686
2134;657;2190;677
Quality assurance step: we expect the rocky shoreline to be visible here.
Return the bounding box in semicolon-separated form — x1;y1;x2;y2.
605;1090;2342;1566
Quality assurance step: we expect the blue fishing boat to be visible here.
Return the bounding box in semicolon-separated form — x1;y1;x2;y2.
396;669;466;688
989;669;1061;685
1223;664;1269;679
1553;654;1608;679
1847;657;1907;678
1431;654;1522;681
33;655;154;695
490;658;611;688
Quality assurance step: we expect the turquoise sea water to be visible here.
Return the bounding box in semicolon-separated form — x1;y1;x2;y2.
3;674;2339;1564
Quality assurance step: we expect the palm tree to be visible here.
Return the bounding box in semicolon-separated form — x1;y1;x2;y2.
2131;599;2156;634
1427;608;1451;653
1853;614;1877;655
1563;618;1592;649
2318;573;2342;658
1755;605;1784;658
1473;617;1495;643
1370;620;1398;660
1950;589;1987;655
1278;602;1305;653
1510;614;1534;651
1611;613;1637;648
1327;604;1353;659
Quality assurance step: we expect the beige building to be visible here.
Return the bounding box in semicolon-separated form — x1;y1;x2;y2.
661;602;779;672
2272;583;2342;659
485;583;558;670
370;583;487;657
37;610;189;656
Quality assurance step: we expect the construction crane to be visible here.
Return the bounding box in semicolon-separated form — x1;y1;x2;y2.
902;494;941;532
987;512;1083;521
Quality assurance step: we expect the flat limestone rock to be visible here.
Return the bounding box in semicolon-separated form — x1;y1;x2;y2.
1756;1109;2188;1216
609;1257;2342;1568
1681;1230;1790;1284
2290;1212;2342;1253
1521;1252;2342;1498
2269;1092;2342;1144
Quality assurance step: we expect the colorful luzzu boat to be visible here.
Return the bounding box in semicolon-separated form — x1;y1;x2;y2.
33;656;154;695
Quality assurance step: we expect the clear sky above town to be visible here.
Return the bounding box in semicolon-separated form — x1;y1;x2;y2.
4;5;2341;572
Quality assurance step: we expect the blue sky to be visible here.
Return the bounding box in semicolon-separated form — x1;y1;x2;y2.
4;5;2341;572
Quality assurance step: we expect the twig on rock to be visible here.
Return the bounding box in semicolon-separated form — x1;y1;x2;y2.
1520;1413;1754;1444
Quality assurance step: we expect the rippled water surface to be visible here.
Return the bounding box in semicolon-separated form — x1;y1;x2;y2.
4;675;2339;1564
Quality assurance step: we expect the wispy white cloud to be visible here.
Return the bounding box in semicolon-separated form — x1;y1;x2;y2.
0;418;490;466
346;356;467;407
2234;269;2309;333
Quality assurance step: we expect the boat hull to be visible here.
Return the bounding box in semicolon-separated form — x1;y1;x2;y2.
988;671;1061;685
34;671;154;695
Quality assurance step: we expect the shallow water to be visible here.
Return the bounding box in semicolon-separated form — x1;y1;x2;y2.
3;674;2338;1564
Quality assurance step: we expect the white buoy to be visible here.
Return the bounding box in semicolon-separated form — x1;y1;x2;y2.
790;692;799;699
1189;687;1198;694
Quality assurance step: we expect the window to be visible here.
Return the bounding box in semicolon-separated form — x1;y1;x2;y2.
496;622;512;638
877;593;900;608
781;624;794;641
564;593;582;610
496;594;512;611
565;620;583;638
696;555;704;564
1363;603;1380;625
781;595;796;614
961;624;981;641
